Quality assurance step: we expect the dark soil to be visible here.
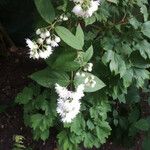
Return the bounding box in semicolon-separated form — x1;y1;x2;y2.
0;49;148;150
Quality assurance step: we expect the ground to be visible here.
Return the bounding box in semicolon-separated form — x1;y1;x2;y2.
0;49;146;150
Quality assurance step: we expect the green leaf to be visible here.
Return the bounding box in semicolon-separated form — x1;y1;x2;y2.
130;51;150;68
15;87;33;104
134;40;150;59
133;68;149;87
135;119;150;131
30;68;70;87
76;24;84;48
87;120;95;130
102;50;126;77
83;45;94;63
84;16;96;26
141;21;150;38
140;4;148;22
52;50;80;71
34;0;55;23
55;26;83;50
83;132;94;148
40;130;49;141
142;137;150;150
57;131;76;150
74;72;106;92
30;114;43;130
129;17;141;29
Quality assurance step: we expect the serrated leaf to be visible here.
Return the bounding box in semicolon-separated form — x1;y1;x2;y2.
87;120;95;130
15;87;33;104
30;68;70;87
74;72;106;92
141;21;150;38
102;50;126;77
34;0;55;23
30;114;43;130
140;4;148;22
40;130;49;141
55;26;83;50
134;40;150;60
135;119;150;131
84;16;96;26
142;137;150;150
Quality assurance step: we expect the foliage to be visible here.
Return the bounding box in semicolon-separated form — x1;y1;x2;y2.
12;135;32;150
15;0;150;149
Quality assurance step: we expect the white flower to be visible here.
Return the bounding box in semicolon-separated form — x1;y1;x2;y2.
46;38;52;45
91;80;96;88
72;4;84;16
90;0;99;12
45;30;50;37
83;63;93;72
76;72;80;76
72;0;100;18
26;39;38;50
84;77;89;84
54;36;61;43
29;50;39;59
51;40;59;47
40;33;46;39
81;72;85;77
63;16;68;21
72;0;83;3
36;29;41;35
37;38;44;44
55;84;84;123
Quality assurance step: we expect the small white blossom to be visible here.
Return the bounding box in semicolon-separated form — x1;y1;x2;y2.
45;30;50;37
91;80;96;88
37;38;44;44
51;40;59;47
76;72;80;76
81;72;85;77
84;77;89;84
36;29;41;35
83;63;93;72
55;84;85;123
72;4;84;17
26;39;38;50
54;36;61;43
63;16;68;21
40;33;46;39
46;38;52;45
72;0;100;18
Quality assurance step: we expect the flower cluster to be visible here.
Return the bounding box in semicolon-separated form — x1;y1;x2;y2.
71;0;100;18
84;75;96;88
59;14;69;21
83;63;93;72
26;29;61;59
76;62;96;88
55;84;85;123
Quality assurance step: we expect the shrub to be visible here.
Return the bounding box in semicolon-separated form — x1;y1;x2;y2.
16;0;150;149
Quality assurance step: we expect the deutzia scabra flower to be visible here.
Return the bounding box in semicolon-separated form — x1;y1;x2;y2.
26;28;61;59
55;84;85;123
83;63;93;72
84;75;96;88
71;0;100;18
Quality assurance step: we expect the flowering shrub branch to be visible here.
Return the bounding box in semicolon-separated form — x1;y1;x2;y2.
15;0;150;149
